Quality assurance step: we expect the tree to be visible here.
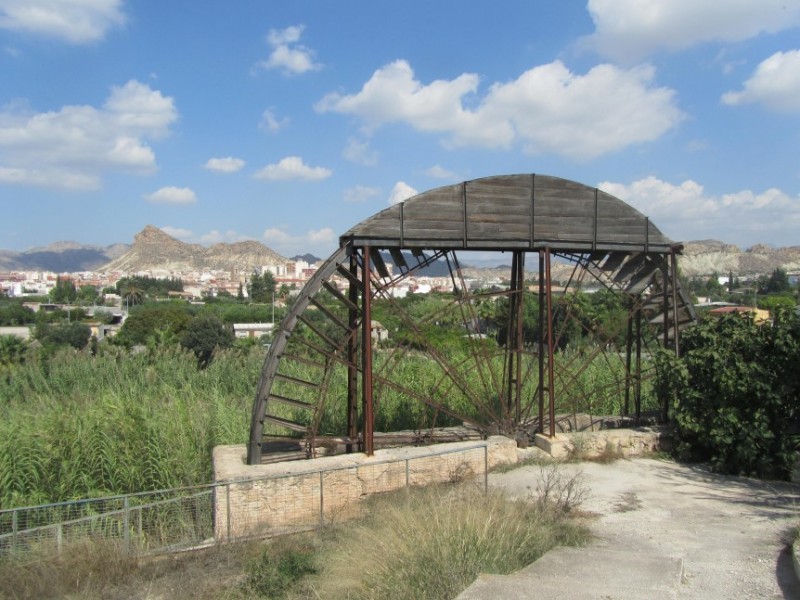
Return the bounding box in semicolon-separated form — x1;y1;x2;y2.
0;334;27;367
34;321;91;350
181;314;235;367
121;283;145;309
50;277;78;304
248;271;266;303
117;303;194;346
0;302;36;326
764;268;791;294
77;285;99;305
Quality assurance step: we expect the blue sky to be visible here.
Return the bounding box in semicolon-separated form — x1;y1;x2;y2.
1;0;799;258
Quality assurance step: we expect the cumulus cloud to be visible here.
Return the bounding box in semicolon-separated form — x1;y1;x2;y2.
583;0;800;61
253;156;332;181
722;50;800;113
0;0;126;44
254;24;321;75
259;108;288;132
204;156;245;173
344;185;381;203
143;186;197;204
388;181;418;205
262;226;336;256
425;165;458;180
0;80;177;190
343;137;378;165
317;59;682;160
160;226;193;239
599;176;800;245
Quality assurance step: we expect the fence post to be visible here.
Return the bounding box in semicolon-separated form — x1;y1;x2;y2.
11;510;18;554
405;458;410;488
225;483;232;542
123;496;130;552
56;523;63;556
484;445;488;495
319;471;324;528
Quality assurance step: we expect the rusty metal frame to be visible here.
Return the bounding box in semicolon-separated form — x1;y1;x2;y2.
247;175;697;465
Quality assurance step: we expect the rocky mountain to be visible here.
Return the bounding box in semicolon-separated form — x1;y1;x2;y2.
0;241;129;272
100;225;287;273
678;240;800;278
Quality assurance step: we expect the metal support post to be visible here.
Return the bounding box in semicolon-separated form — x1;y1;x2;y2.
544;248;556;438
538;251;545;434
346;251;359;453
362;246;375;456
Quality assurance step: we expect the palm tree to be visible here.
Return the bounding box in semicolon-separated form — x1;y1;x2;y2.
122;284;145;311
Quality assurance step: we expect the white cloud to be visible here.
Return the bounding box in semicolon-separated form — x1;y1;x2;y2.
254;24;321;75
598;176;800;245
253;156;332;181
199;229;249;244
388;181;418;205
0;80;177;190
259;108;288;133
344;185;381;203
262;226;336;257
583;0;800;61
425;165;458;180
143;186;197;204
160;226;193;240
204;156;245;173
0;0;126;44
722;50;800;113
317;59;682;161
343;136;378;166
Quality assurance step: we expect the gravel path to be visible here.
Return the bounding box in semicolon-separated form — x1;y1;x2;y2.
479;458;800;599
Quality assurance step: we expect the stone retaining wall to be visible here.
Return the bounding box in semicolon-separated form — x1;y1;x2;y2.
212;437;518;541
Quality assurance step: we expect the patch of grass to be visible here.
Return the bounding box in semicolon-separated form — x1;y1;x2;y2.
0;537;264;600
241;535;318;599
301;484;588;600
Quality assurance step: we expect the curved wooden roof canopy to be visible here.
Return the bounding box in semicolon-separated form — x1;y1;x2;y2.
341;174;677;254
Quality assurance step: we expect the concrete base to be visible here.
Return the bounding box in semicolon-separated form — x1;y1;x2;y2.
533;433;572;460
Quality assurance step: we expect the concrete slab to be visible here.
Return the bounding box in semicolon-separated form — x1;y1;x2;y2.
458;458;800;599
459;547;682;599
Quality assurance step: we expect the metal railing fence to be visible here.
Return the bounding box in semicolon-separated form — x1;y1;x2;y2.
0;442;489;559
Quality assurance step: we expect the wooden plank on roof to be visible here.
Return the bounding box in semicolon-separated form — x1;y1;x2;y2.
468;222;530;238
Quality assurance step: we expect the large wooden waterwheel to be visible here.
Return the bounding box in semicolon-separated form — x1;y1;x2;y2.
248;174;696;464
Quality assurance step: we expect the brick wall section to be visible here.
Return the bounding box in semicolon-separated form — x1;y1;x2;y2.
212;437;518;541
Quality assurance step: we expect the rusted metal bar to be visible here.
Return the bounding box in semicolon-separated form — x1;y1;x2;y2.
346;252;359;453
362;246;374;456
635;307;642;421
544;248;556;438
624;311;634;416
538;250;545;434
514;252;525;423
670;250;681;357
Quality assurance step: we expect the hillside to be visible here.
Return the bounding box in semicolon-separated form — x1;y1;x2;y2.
0;241;129;272
678;240;800;277
100;225;288;273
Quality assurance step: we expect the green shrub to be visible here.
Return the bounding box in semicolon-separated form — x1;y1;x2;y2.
655;309;800;479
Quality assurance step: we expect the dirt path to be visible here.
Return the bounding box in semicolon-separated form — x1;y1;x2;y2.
466;458;800;599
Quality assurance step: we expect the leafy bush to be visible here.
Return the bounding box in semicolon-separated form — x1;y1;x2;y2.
655;309;800;479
